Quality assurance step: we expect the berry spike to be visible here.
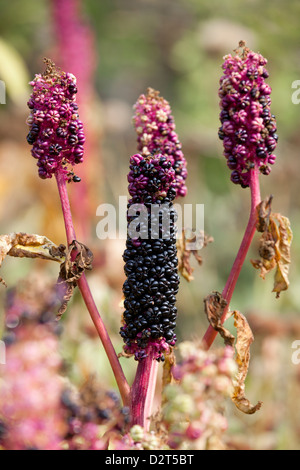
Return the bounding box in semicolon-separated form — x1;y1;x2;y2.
133;88;187;198
218;41;278;188
120;153;180;362
26;58;85;181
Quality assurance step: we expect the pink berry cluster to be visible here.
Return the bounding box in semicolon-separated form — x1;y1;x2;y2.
218;42;277;188
0;281;130;451
133;88;187;197
60;383;129;450
0;285;66;450
162;342;236;450
26;59;85;180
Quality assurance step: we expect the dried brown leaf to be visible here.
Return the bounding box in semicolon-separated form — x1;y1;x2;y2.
56;279;74;320
56;240;93;319
203;292;235;347
162;349;177;389
231;310;262;415
272;213;293;298
0;232;66;286
252;197;292;298
256;195;273;233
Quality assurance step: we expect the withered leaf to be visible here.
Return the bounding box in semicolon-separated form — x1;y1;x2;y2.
231;310;262;415
0;232;66;286
272;213;293;298
58;240;93;285
203;292;235;347
177;230;213;282
252;197;292;298
162;349;177;389
256;195;273;233
56;240;93;319
56;279;75;320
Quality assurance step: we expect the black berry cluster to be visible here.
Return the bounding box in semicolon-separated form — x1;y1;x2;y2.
120;153;180;361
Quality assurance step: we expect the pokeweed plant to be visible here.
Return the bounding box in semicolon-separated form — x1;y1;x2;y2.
202;41;291;351
0;41;293;449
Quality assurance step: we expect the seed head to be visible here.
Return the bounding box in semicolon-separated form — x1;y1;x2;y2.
120;153;180;361
218;43;277;187
133;88;187;197
27;59;85;181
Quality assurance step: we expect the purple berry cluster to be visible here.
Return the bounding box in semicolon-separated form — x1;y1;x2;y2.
218;42;278;188
133;88;187;197
26;59;85;180
120;154;179;362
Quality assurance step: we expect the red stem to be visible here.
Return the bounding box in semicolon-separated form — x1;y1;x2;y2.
55;171;130;406
201;167;261;350
130;349;159;430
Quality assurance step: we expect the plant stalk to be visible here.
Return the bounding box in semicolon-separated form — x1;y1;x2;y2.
130;348;159;430
55;171;130;406
202;167;261;350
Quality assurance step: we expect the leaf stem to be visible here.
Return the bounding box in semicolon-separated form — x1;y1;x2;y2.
201;167;261;350
55;171;130;406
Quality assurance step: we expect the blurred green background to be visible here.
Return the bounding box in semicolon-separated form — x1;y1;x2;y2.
0;0;300;450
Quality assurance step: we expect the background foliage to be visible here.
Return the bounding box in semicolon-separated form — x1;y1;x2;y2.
0;0;300;449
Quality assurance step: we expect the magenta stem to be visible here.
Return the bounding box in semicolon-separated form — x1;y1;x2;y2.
202;167;261;350
55;171;130;406
130;349;159;430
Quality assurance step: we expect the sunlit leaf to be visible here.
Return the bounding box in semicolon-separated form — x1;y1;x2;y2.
0;232;65;286
231;310;262;415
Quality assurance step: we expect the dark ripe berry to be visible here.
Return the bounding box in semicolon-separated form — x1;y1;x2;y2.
68;84;78;95
235;129;248;143
49;143;63;155
220;110;230;122
262;69;269;78
27;132;36;145
31;124;40;136
256;146;266;158
227;155;237;170
261;108;271;119
231;170;241;185
246;68;258;80
72;175;81;183
56;127;67;138
250;87;260;99
69;123;78;134
240;98;250;109
218;127;225;140
74;145;84;157
68;134;78;146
